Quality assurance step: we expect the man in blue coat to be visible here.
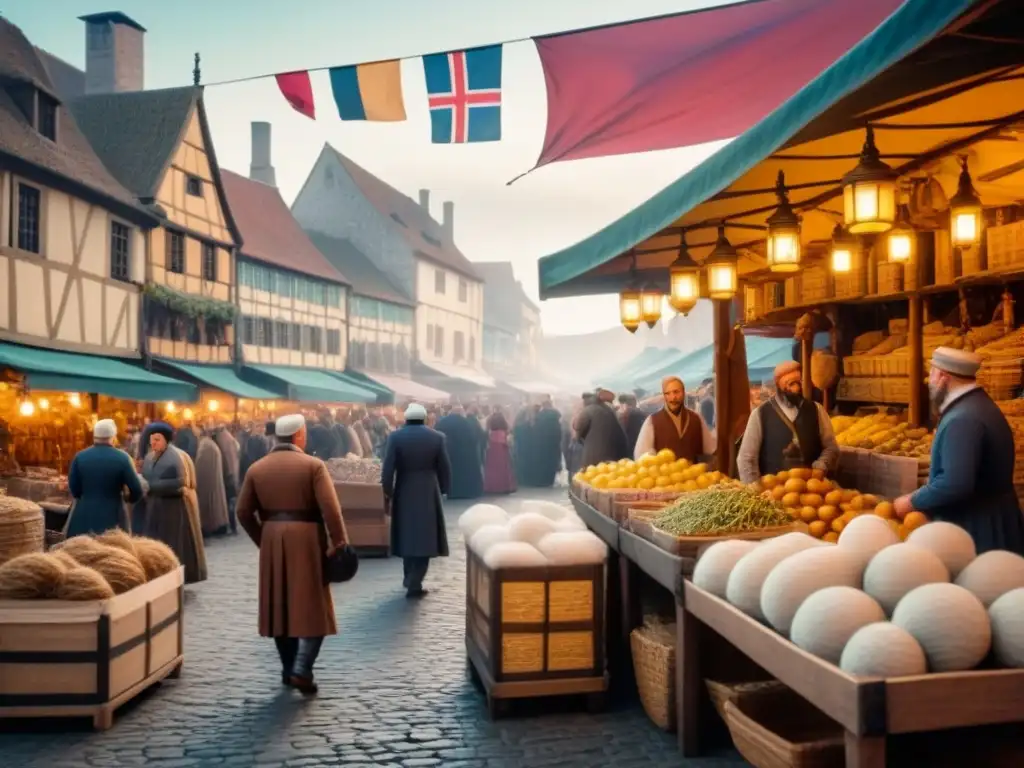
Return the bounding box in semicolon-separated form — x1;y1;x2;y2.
381;403;452;597
895;347;1024;555
66;419;144;537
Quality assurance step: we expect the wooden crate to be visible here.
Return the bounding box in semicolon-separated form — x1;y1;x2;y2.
764;283;785;313
834;259;868;300
0;566;184;730
799;266;831;303
744;284;766;322
784;275;802;307
933;230;956;286
877;262;904;294
465;549;607;717
987;220;1024;271
335;481;390;556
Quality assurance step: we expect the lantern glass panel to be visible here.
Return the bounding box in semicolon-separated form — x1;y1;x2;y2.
832;247;853;274
620;292;641;328
888;231;913;263
845;180;897;234
767;230;801;272
640;290;663;326
670;271;699;302
952;206;981;247
707;262;737;300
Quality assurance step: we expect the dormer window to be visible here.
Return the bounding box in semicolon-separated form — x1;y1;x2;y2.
7;83;60;142
37;93;58;141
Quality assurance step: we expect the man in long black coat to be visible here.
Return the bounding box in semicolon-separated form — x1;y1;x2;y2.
381;403;452;597
532;399;564;487
434;404;484;500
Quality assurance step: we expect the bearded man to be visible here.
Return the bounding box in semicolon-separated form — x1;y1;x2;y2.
893;347;1023;554
736;361;838;483
633;376;715;462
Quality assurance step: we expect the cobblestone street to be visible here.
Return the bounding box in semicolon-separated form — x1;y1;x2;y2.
1;488;744;767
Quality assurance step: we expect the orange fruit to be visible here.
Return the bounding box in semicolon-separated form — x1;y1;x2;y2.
862;494;880;508
874;501;895;520
903;511;928;532
850;495;866;511
817;505;839;523
831;517;847;534
799;506;818;523
823;531;839;543
897;524;909;541
784;478;807;494
638;477;655;490
761;474;778;489
808;520;827;538
656;448;676;463
800;493;824;508
811;468;826;480
656;476;672;488
776;470;790;483
824;490;843;506
782;492;801;507
772;485;787;501
786;507;800;519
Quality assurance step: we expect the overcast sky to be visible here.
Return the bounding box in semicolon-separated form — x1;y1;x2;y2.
13;0;729;338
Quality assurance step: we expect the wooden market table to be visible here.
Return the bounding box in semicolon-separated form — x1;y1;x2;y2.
679;580;1024;767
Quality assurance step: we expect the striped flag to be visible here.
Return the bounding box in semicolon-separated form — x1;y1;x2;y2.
423;46;502;143
329;61;406;122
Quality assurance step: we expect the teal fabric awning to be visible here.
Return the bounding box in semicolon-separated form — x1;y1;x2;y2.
337;370;395;404
596;346;679;390
157;360;281;400
243;365;377;404
0;343;197;403
537;0;977;297
638;344;716;392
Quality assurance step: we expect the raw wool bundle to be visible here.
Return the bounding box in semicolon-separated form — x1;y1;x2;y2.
838;514;899;566
536;531;607;565
0;494;44;565
0;551;67;599
725;533;824;620
131;536;181;581
482;541;548;569
863;543;950;616
988;588;1024;668
468;524;511;556
95;528;138;557
840;622;928;678
553;514;587;532
892;583;991;672
906;522;976;577
55;538;147;595
458;504;509;539
508;512;558;546
55;566;116;601
810;350;839;391
789;586;886;664
954;550;1024;607
760;546;865;635
49;549;79;570
692;540;759;598
519;499;571;521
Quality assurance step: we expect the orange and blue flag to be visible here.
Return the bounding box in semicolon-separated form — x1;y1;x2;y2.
329;60;407;122
423;46;502;143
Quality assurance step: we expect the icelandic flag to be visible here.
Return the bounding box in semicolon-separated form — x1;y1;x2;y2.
422;46;502;143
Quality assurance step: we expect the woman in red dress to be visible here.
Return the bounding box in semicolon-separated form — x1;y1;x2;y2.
483;408;517;495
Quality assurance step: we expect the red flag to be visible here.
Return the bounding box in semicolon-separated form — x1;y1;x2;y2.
532;0;905;169
276;71;316;119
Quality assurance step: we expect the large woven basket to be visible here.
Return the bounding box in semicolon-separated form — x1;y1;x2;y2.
0;494;45;565
631;623;676;731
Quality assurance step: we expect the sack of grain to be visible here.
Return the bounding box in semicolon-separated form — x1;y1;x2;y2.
811;351;840;390
853;331;886;354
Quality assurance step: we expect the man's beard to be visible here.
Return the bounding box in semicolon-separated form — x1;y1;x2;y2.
666;402;683;415
781;389;803;407
928;381;948;422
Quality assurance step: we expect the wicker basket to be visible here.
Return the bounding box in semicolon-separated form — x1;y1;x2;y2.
631;623;676;731
0;495;45;565
45;529;66;550
709;680;845;768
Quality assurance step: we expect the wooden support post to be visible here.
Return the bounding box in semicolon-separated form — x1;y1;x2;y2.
801;336;813;400
908;294;924;427
713;299;732;474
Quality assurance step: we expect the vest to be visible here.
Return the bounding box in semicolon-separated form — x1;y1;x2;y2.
650;408;704;461
757;399;824;476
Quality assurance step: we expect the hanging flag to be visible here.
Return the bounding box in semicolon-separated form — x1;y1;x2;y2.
530;0;905;169
276;70;316;119
329;60;407;122
423;46;502;144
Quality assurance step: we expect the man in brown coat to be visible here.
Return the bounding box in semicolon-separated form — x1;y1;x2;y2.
633;376;716;462
236;413;348;695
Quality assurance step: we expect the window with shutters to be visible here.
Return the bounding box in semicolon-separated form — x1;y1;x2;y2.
240;316;255;344
458;279;468;302
435;326;444;356
16;183;41;254
426;324;434;351
454;330;465;361
326;329;341;355
435;269;446;294
109;221;131;281
309;326;323;353
202;243;217;281
167;231;185;274
290;322;302;351
469;335;476;363
37;93;58;142
274;321;289;349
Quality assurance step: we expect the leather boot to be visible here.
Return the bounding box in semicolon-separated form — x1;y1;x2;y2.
274;637;298;684
289;637;324;695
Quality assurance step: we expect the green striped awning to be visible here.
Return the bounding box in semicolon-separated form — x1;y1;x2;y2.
242;364;377;404
156;360;281;400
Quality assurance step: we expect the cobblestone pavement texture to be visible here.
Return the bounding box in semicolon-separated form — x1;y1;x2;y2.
1;488;745;767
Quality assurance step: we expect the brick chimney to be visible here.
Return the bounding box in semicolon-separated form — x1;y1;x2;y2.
250;122;276;187
442;201;454;242
419;189;430;213
80;12;145;94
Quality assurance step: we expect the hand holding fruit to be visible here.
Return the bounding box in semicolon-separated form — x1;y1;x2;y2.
893;494;914;520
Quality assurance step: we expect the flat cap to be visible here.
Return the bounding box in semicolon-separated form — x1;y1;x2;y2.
931;346;981;378
275;413;306;437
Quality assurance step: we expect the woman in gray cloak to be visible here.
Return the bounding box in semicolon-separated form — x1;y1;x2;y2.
195;435;230;536
140;422;207;584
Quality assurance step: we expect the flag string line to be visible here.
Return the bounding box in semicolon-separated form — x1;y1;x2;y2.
194;0;766;89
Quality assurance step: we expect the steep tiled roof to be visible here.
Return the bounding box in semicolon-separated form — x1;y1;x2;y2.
221;170;347;284
327;145;480;280
69;86;198;200
0;18;152;222
34;48;85;100
304;231;414;307
474;261;538;335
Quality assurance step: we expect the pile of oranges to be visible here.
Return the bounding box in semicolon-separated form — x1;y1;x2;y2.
573;449;731;493
757;469;928;542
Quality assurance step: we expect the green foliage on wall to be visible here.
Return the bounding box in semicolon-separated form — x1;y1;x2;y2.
143;283;236;322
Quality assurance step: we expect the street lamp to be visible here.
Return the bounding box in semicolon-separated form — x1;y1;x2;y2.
950;156;983;248
842;126;899;234
766;170;802;272
706;225;739;301
668;235;700;315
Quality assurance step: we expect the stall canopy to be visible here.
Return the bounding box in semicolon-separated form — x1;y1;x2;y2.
352;371;450;404
595;346;679;389
335;370;397;404
635;336;795;392
241;365;377;404
538;0;1023;297
155;360;280;400
0;343;196;403
500;378;563;396
413;361;497;395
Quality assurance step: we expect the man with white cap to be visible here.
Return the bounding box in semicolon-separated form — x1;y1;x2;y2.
381;402;451;597
894;347;1023;554
634;376;716;462
736;360;838;483
65;419;144;537
236;413;349;694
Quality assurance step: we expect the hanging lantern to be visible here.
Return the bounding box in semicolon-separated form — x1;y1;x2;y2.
887;202;916;263
19;399;35;417
668;236;700;315
830;225;858;274
68;392;82;408
182;407;194;420
705;225;739;300
165;402;177;413
208;399;220;412
949;156;983;248
766;170;802;272
640;285;663;328
619;283;642;334
842;126;899;234
38;398;50;411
